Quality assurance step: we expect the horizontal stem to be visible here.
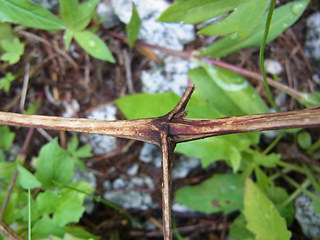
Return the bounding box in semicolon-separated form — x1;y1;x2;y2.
0;108;319;144
0;111;162;145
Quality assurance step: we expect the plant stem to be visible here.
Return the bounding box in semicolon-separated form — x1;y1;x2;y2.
259;0;279;111
281;178;310;207
263;131;284;155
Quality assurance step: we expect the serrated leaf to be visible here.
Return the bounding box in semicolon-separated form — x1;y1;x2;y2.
0;37;24;64
268;186;294;226
17;164;41;189
32;215;65;239
126;4;141;47
199;0;309;58
0;126;15;150
0;72;15;92
37;190;60;215
35;138;74;189
67;135;79;153
52;181;93;227
74;30;114;62
0;0;66;31
244;178;291;240
229;214;255;240
175;174;243;214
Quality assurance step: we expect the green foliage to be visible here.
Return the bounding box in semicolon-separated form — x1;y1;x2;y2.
74;30;114;62
0;37;24;64
0;126;15;150
175;174;244;214
67;135;92;169
0;72;15;92
35;138;75;189
243;178;291;240
126;4;141;47
298;130;312;149
0;0;114;62
159;0;309;58
17;164;41;189
0;131;97;239
0;0;66;30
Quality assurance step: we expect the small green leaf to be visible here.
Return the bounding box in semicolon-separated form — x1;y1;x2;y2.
63;28;74;50
67;135;79;153
17;164;41;189
74;30;114;62
75;145;92;158
0;37;24;64
0;22;14;45
74;0;100;31
297;131;312;150
0;0;66;31
59;0;78;27
37;190;60;215
116;92;179;119
175;174;244;214
0;126;15;150
244;178;291;240
0;72;15;92
32;215;65;239
25;98;42;115
53;181;93;227
229;214;255;240
126;4;141;47
35;138;74;189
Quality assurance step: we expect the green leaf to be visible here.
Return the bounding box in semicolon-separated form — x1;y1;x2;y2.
116;92;179;119
268;186;294;226
63;28;74;50
175;174;244;214
17;164;41;189
189;64;269;116
67;135;79;153
0;0;66;31
0;37;24;64
59;0;78;27
35;138;74;189
0;126;15;150
229;214;255;240
0;22;14;45
74;30;114;62
52;181;93;227
158;0;246;24
199;0;309;58
25;98;42;115
126;4;141;47
73;0;100;31
297;131;312;150
0;72;15;92
37;190;60;215
243;178;291;240
0;161;16;182
32;215;65;239
199;0;269;40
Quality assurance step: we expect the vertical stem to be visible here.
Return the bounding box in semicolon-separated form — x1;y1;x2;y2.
160;131;174;240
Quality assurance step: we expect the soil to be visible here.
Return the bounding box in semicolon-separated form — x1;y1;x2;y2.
0;1;320;240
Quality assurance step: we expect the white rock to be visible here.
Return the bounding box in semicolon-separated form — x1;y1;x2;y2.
295;194;320;238
264;59;283;75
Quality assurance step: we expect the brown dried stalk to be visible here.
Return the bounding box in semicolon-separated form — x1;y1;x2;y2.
0;84;320;240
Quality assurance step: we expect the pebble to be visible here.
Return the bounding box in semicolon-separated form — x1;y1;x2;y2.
295;194;320;238
305;12;320;72
264;59;283;75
